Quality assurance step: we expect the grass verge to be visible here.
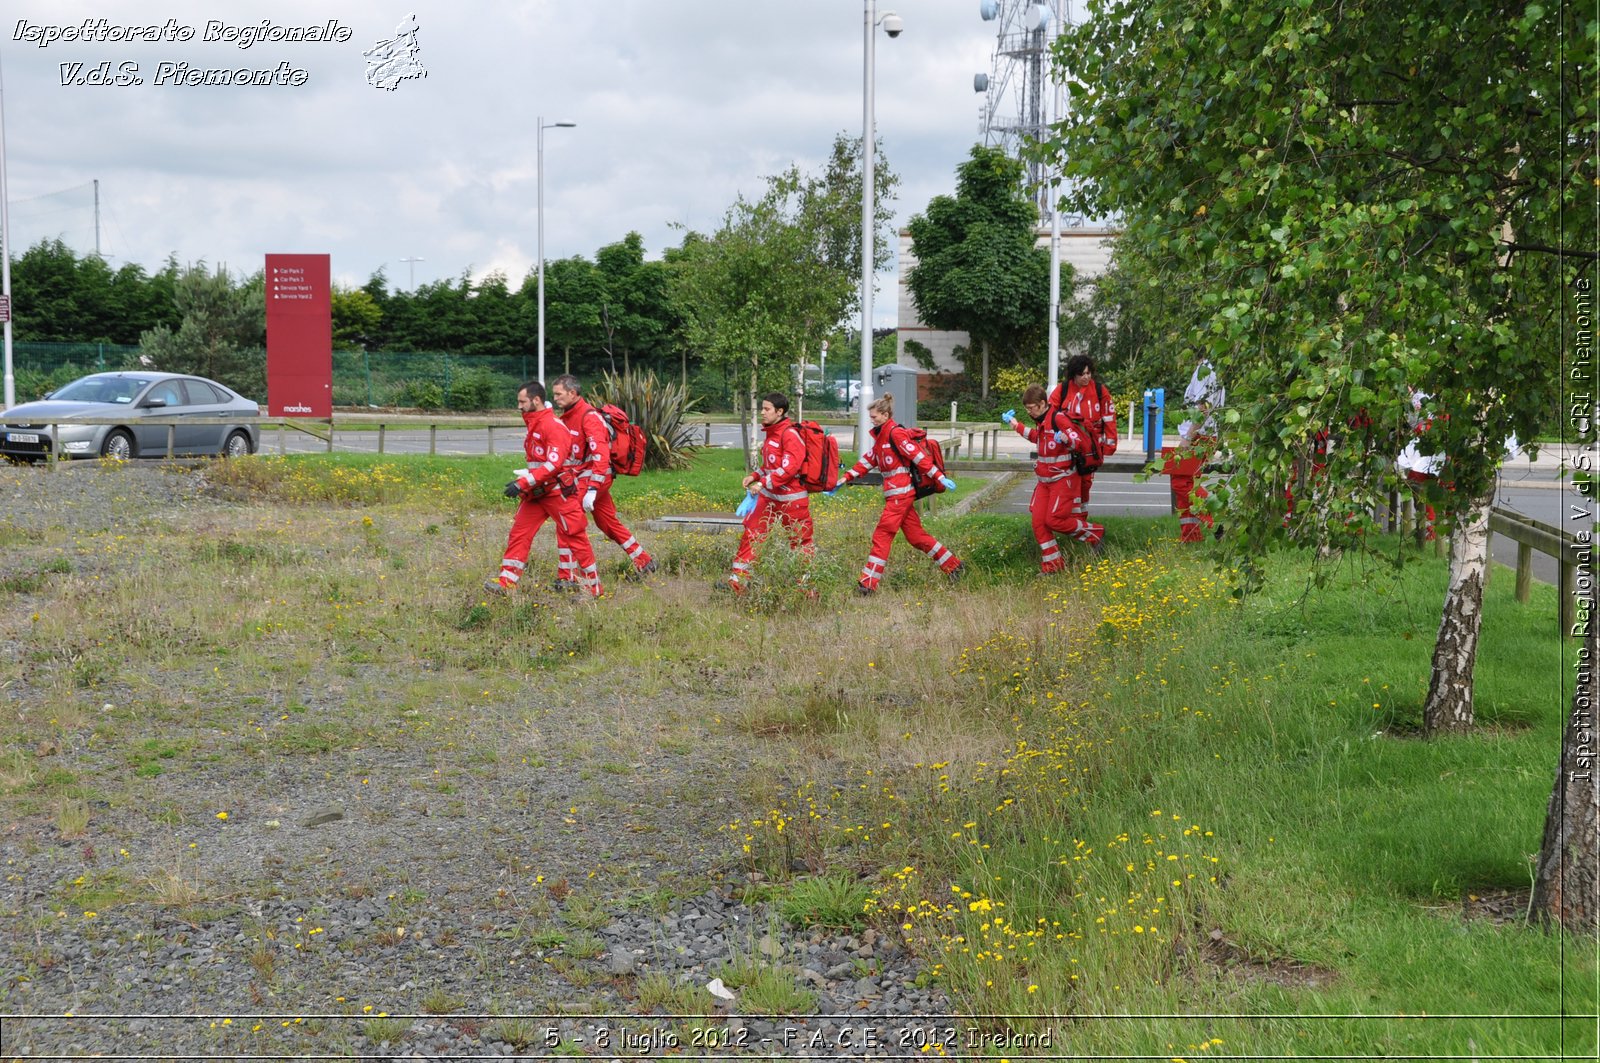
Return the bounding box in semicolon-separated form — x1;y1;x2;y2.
0;451;1587;1059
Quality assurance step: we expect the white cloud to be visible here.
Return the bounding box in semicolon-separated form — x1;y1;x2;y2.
1;1;1050;322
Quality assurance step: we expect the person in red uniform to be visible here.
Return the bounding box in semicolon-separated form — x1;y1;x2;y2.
1397;388;1444;541
1047;355;1118;516
1171;359;1224;543
551;374;657;581
724;392;814;594
1003;385;1104;572
835;394;965;595
485;381;603;598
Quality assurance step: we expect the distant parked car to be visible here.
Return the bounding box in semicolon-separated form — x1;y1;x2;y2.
0;372;260;462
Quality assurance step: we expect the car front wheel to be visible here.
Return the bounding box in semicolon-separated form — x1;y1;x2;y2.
100;429;134;461
223;430;253;458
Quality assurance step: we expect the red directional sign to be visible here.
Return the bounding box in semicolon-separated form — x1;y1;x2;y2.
265;254;332;417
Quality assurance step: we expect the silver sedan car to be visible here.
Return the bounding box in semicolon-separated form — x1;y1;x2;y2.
0;372;261;462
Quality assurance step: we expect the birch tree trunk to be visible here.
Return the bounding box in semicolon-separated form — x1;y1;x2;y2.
1422;483;1493;735
1532;616;1599;932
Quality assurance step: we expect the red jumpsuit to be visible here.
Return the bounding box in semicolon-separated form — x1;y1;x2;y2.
495;406;602;597
1164;443;1214;543
839;419;962;591
560;399;654;575
1011;414;1103;572
1048;379;1118;514
727;417;814;591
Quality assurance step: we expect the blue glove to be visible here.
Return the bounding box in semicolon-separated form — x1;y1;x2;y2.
1054;430;1069;446
824;487;838;497
1001;409;1016;425
734;492;757;518
939;476;957;492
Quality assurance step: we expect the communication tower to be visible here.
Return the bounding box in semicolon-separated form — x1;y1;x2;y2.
973;1;1068;216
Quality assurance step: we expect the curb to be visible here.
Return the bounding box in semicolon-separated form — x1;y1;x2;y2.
937;470;1025;518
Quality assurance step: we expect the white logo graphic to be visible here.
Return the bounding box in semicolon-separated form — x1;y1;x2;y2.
364;13;425;91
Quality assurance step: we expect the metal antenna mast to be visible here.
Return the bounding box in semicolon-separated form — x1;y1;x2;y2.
973;1;1069;217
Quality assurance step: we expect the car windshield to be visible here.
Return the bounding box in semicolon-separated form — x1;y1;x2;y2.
51;377;152;405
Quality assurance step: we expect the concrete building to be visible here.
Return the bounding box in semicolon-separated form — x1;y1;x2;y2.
895;224;1118;374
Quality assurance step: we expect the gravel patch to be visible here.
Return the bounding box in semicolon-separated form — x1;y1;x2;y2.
0;462;959;1060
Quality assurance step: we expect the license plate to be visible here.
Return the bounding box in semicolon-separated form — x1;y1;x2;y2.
6;433;39;444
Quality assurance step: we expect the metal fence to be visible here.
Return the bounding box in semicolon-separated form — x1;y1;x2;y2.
10;343;534;411
10;343;865;414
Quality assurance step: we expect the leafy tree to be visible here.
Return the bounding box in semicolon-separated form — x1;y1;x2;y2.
906;145;1052;397
595;233;676;376
534;255;604;376
331;285;382;350
388;272;478;353
9;241;181;346
1058;241;1193;398
138;263;266;397
1048;0;1595;927
461;270;523;358
11;239;88;342
805;132;900;322
109;258;181;342
671;172;844;459
671;140;896;452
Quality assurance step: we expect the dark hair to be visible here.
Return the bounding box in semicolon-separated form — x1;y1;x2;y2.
519;380;547;402
551;373;581;394
761;392;790;415
1065;354;1095;380
1022;384;1048;405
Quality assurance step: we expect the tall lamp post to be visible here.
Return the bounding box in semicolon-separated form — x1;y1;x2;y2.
0;48;13;411
859;3;902;451
399;255;424;291
1043;1;1065;394
537;117;576;386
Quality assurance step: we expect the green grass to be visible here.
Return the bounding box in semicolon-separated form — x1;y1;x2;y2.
712;955;817;1015
0;450;1586;1060
778;873;873;930
821;536;1590;1056
207;446;748;512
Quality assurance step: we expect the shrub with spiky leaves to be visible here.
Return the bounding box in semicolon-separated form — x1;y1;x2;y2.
592;369;701;472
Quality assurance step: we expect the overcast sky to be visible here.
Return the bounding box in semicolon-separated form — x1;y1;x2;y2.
1;1;1038;325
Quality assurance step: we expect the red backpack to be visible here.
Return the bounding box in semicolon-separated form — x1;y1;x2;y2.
594;403;647;476
795;420;840;493
1050;382;1112;471
890;425;947;500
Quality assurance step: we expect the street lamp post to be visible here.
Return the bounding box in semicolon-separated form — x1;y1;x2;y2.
0;48;13;410
859;3;901;452
1044;0;1065;394
537;117;576;386
399;255;424;291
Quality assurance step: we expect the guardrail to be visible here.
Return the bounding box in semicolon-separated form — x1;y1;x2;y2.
1488;509;1590;634
17;415;298;469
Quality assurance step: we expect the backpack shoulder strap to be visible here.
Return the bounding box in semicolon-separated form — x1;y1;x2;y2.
586;406;614;439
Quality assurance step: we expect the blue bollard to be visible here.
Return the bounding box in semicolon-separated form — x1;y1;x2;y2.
1143;387;1165;461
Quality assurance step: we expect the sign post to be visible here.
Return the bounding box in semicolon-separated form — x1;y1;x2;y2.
265;253;332;417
